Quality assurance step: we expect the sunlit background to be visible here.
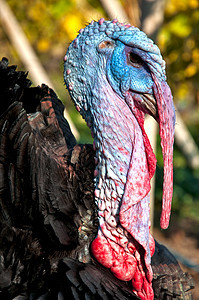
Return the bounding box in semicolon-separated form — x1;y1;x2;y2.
0;0;199;295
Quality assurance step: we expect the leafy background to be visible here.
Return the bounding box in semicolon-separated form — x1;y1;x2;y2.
0;0;199;221
156;0;199;221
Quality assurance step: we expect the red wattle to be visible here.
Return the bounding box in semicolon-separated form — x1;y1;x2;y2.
131;269;143;292
91;232;137;281
143;277;154;300
111;252;137;281
133;107;156;180
91;234;114;268
132;268;154;300
149;233;155;257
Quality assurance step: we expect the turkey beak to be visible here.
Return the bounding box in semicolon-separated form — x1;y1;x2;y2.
141;93;159;121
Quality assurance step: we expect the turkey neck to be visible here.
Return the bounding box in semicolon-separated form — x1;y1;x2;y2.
92;77;135;230
89;75;153;282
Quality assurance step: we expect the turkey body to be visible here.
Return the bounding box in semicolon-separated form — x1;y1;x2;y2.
0;21;194;300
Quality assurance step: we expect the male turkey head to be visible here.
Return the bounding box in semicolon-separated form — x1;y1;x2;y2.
64;19;175;300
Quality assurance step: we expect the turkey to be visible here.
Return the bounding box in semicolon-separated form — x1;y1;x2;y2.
0;19;194;300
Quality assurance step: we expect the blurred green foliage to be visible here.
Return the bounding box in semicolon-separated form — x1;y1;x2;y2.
156;136;199;221
5;0;104;51
157;0;199;220
1;0;199;220
158;0;199;124
2;0;104;142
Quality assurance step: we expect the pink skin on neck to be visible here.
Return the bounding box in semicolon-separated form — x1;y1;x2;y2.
90;79;156;299
90;74;175;299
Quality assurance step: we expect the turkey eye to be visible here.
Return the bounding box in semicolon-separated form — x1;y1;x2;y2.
128;52;144;68
98;40;114;49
